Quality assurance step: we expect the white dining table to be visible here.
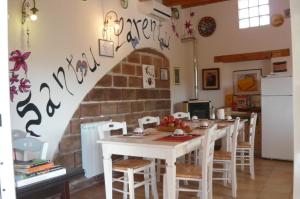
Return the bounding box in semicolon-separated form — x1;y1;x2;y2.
97;119;247;199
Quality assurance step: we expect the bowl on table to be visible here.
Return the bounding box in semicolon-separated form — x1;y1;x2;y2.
173;129;185;136
133;127;144;135
199;120;209;128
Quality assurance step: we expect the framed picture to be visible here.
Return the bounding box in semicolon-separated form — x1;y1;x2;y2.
202;68;220;90
233;69;261;95
160;68;169;80
174;68;180;85
99;39;114;57
142;64;155;88
273;61;287;73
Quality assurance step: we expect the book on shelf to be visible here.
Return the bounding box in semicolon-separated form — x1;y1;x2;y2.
14;159;50;169
15;162;55;174
15;166;66;188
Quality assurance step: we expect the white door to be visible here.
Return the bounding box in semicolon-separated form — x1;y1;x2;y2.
262;95;294;160
0;1;16;198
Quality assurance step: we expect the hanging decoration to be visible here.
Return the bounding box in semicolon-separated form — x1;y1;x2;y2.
9;50;32;102
171;7;180;38
183;9;195;38
198;16;216;37
120;0;128;9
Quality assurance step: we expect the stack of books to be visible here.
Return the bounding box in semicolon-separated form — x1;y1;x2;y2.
14;159;66;187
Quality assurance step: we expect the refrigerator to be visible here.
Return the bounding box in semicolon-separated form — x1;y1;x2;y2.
261;76;293;160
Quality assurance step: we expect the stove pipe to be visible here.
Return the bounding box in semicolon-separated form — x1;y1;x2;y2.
182;37;199;99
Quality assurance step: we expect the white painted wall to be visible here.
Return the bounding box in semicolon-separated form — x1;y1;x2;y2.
184;0;292;108
291;0;300;197
8;0;190;159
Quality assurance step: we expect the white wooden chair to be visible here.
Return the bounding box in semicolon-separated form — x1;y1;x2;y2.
98;121;158;199
236;113;258;180
163;124;217;199
12;129;27;141
138;116;162;182
13;137;48;160
213;117;240;198
172;112;191;120
138;116;160;130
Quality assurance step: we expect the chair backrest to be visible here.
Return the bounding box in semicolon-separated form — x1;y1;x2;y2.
12;129;27;141
249;113;258;147
138;116;160;129
98;121;127;139
172;112;191;120
201;124;217;183
230;117;240;163
13;137;48;160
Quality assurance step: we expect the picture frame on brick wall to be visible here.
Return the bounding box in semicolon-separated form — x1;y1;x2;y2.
143;64;155;88
160;68;168;80
99;39;114;57
174;67;180;85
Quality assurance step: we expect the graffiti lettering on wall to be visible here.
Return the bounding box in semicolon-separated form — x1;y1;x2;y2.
113;17;170;52
12;16;170;136
13;48;100;137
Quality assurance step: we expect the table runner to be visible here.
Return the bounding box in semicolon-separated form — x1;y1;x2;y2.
154;134;200;142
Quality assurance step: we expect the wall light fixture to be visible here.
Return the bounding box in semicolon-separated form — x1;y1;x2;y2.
21;0;38;24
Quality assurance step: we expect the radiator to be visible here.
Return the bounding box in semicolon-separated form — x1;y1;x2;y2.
81;121;108;178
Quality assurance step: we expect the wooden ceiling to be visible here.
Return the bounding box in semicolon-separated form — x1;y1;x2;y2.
163;0;228;8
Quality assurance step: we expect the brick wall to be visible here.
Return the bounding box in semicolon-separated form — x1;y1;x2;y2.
53;48;171;169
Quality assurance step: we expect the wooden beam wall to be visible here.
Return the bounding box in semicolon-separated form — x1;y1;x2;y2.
163;0;228;8
214;48;290;63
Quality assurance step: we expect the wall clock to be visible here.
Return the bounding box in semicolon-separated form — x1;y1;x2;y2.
198;16;216;37
121;0;128;9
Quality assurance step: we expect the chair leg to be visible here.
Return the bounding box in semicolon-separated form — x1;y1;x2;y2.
156;159;161;182
144;168;150;199
231;164;237;198
163;174;168;199
123;173;128;199
127;169;135;199
223;163;228;186
209;162;213;199
176;179;179;199
150;163;159;199
201;180;207;199
250;150;255;180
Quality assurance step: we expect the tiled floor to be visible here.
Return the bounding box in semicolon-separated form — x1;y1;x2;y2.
71;158;293;199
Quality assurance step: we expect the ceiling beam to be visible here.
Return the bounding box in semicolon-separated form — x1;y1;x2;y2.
163;0;228;8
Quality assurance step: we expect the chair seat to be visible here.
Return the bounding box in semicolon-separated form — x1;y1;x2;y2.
237;142;251;148
214;151;231;160
176;163;202;179
112;159;151;171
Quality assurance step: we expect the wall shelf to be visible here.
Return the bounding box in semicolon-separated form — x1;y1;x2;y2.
214;48;290;63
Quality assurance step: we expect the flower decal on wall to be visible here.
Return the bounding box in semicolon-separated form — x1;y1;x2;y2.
9;50;32;102
9;50;31;74
183;9;195;37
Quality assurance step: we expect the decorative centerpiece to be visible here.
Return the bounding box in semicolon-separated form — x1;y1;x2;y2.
158;115;192;133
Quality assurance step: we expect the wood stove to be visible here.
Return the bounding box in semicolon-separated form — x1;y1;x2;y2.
182;100;211;119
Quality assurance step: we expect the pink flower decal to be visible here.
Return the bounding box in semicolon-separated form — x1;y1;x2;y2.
185;20;191;29
10;86;18;102
10;73;19;84
9;50;31;74
19;78;31;93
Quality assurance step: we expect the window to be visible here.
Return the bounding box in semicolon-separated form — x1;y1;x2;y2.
238;0;270;29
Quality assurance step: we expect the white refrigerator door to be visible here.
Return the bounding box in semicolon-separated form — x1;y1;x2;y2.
262;95;294;160
261;76;292;96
